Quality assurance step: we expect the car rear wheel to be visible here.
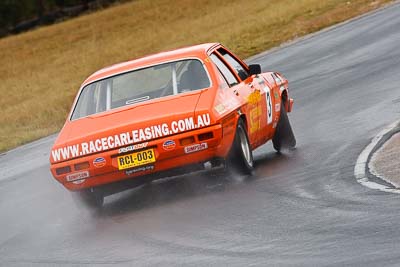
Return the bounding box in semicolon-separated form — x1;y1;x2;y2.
73;188;104;210
273;102;296;152
227;119;254;175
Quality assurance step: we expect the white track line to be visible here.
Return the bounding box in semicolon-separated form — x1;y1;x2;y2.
354;121;400;194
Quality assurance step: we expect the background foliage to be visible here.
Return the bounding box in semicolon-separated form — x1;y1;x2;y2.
0;0;116;35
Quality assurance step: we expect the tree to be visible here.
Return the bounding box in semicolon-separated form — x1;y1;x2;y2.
82;0;90;10
36;0;44;22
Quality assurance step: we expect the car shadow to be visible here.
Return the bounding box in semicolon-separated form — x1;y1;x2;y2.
95;146;300;217
97;168;242;217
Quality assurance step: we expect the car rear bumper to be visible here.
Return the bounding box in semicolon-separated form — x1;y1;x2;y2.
50;123;234;191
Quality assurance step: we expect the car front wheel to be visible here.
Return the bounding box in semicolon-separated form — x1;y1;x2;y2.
273;102;296;152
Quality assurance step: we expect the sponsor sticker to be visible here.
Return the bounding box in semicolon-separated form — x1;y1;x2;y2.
247;90;261;104
184;143;208;154
214;104;226;114
125;165;154;176
119;142;148;154
250;107;262;134
250;106;262;119
264;86;273;125
66;171;89;182
93;157;106;168
163;140;176;150
223;97;240;110
275;103;281;112
51;113;212;162
250;121;260;134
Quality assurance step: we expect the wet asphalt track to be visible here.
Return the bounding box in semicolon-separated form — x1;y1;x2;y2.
1;3;400;266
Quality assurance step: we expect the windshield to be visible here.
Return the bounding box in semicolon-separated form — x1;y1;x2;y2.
71;59;210;120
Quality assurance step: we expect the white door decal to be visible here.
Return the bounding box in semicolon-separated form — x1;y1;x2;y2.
264;86;273;124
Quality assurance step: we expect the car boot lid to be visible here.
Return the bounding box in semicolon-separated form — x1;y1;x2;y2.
50;91;214;164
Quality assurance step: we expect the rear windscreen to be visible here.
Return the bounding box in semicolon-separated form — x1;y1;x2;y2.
71;59;210;120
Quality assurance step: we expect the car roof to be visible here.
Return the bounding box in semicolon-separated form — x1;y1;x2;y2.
81;43;221;87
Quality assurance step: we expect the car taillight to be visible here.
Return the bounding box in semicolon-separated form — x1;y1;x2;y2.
74;161;90;171
180;136;195;146
56;166;71;175
198;132;213;141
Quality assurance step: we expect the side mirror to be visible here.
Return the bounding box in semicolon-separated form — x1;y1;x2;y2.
248;64;261;75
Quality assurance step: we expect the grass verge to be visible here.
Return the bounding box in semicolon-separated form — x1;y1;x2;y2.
0;0;393;152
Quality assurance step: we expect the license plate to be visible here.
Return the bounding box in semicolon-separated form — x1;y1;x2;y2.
117;149;156;170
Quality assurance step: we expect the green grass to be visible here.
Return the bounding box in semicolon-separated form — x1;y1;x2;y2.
0;0;392;152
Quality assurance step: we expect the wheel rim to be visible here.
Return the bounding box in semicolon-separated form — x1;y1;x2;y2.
239;127;253;167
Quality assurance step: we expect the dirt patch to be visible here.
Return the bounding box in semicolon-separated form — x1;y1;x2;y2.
370;132;400;187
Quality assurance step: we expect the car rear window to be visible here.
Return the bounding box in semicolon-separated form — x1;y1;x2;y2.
71;59;210;120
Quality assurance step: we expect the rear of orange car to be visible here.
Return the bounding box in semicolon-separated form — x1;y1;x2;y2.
50;46;238;192
50;112;233;191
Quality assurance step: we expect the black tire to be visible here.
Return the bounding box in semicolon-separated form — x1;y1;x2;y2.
227;119;254;175
273;102;296;152
73;188;104;210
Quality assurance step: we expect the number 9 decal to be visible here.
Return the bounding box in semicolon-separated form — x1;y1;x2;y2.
264;86;273;124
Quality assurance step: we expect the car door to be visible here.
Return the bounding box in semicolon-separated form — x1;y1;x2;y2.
210;48;263;146
258;76;276;141
257;72;284;144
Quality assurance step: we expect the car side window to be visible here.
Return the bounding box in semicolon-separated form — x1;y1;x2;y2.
71;83;107;120
177;60;210;92
217;48;249;81
210;53;238;87
216;70;229;90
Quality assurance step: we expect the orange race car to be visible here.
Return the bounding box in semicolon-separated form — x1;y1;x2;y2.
50;43;296;208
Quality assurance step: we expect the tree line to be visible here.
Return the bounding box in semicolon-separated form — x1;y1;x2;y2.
0;0;120;36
